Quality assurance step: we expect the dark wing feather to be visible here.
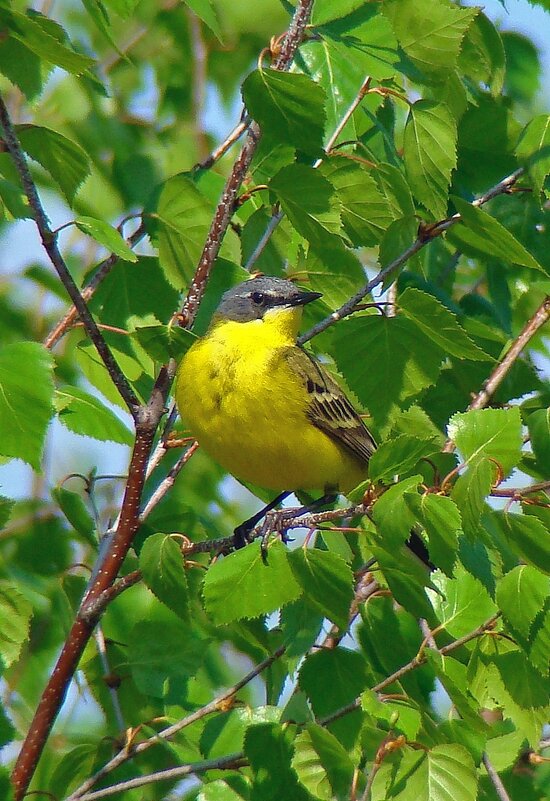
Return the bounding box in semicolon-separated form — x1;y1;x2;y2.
284;346;376;465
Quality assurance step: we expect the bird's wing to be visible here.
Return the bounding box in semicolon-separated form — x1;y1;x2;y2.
283;346;377;465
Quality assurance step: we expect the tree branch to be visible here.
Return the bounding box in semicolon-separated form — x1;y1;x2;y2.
0;94;140;417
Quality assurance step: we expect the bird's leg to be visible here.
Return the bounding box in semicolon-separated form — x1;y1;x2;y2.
233;490;291;549
259;492;339;561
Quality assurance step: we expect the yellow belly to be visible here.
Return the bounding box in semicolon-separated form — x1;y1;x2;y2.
175;319;365;493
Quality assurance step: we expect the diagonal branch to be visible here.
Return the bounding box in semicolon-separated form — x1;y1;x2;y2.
0;95;140;417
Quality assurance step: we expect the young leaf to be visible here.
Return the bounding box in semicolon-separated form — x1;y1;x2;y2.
270;164;342;252
245;723;309;801
398;287;490;361
55;386;133;445
51;487;96;545
183;0;222;41
75;216;137;262
496;565;549;640
0;581;32;668
516;114;550;200
311;0;366;26
527;407;550;467
16;125;90;203
448;407;523;475
287;548;354;630
203;540;302;624
0;342;54;470
292;724;354;800
405;493;462;577
132;325;196;363
140;533;189;621
498;512;550;574
403;100;457;219
430;566;497;637
242;68;326;156
368;434;440;484
449;196;543;271
383;0;477;75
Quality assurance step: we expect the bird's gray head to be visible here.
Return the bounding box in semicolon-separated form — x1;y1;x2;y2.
213;276;322;324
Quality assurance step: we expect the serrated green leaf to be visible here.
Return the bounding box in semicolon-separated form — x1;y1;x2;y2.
139;533;189;620
319;159;393;246
383;0;477;75
372;544;436;619
458;12;505;97
52;487;95;545
55;386;133;445
332;316;445;427
48;743;99;798
128;617;206;697
0;580;32;667
426;652;488;729
133;325;196;362
374;163;415;219
203;540;301;624
498;512;550;574
0;177;32;220
287;548;354;630
242;68;326;156
405;494;461;577
0;342;54;469
403;101;457;219
198;780;248;801
201;706;281;760
496;565;549;640
399;288;490;361
449;197;543;271
146;174;213;289
75;216;137;262
516;114;550;200
245;723;310;801
448;407;522;475
0;497;14;530
270;164;342;252
431;566;497;637
280;598;324;659
0;7;95;74
368;434;440;484
292;724;354;800
495;650;550;709
16;125;90;203
311;0;366;26
451;459;493;540
527;407;550;468
183;0;222;41
0;37;43;100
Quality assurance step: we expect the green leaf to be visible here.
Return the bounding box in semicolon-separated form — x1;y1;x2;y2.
398;288;490;361
75;216;137;262
203;540;302;624
448;197;543;271
528;408;550;467
280;599;324;659
426;652;488;729
132;325;196;363
371;476;420;548
458;12;505;97
0;177;32;220
0;496;14;530
128;616;206;697
242;68;326;156
0;767;15;801
183;0;222;41
403;101;457;219
368;434;440;484
52;487;95;544
311;0;367;26
140;533;189;621
495;650;550;709
81;0;121;52
319;159;393;246
146;174;214;289
292;724;354;800
0;342;54;470
431;566;497;637
332;316;445;427
405;494;461;577
198;780;249;801
372;744;477;801
451;459;493;540
448;407;523;475
0;7;95;74
287;548;354;630
16;125;90;203
55;386;133;445
270;164;342;252
497;512;550;574
496;565;549;641
0;580;32;667
245;723;310;801
0;37;44;100
384;0;477;75
371;544;436;619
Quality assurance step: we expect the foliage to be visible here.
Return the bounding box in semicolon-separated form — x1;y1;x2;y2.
0;0;550;800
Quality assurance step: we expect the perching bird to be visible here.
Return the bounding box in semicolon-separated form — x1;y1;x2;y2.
176;276;376;503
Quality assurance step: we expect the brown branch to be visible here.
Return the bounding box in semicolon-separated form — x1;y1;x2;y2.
0;94;140;417
482;753;512;801
194;117;250;171
299;168;525;345
178;0;315;328
66;646;286;800
44;223;146;350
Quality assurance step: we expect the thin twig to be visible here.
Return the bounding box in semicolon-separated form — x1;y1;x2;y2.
93;627;125;733
66;646;286;800
0;95;140;416
139;441;199;520
482;753;512;801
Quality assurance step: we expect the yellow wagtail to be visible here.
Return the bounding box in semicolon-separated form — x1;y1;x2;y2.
175;276;376;528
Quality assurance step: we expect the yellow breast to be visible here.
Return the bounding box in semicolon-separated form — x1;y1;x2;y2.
175;312;365;493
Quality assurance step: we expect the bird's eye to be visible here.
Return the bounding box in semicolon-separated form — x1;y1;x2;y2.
251;291;265;305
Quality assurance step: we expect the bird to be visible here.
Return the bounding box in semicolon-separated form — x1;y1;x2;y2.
175;275;377;542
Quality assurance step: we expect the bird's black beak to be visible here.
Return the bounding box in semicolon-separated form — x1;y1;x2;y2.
287;290;322;307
